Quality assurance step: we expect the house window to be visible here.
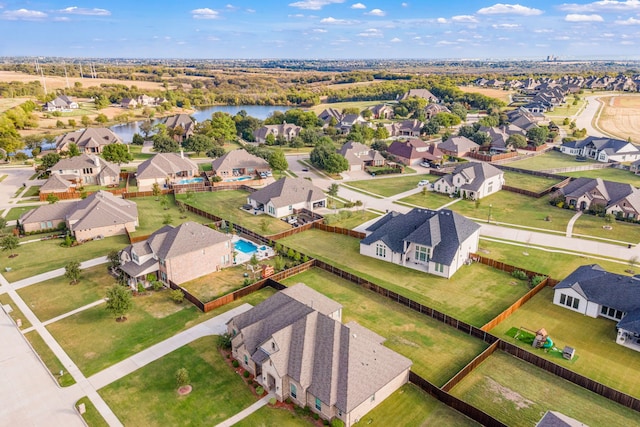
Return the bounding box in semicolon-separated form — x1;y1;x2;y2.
244;354;248;365
487;182;493;193
159;271;167;282
434;263;444;273
370;393;375;402
600;305;624;320
268;205;275;215
375;244;386;258
315;397;322;411
290;384;297;399
40;222;47;229
415;245;429;262
132;252;139;263
559;293;580;309
288;205;293;211
159;258;165;266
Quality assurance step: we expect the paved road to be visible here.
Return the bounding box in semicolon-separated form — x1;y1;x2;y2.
573;95;617;139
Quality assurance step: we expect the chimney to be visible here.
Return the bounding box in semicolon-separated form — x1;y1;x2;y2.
180;149;184;159
93;156;100;167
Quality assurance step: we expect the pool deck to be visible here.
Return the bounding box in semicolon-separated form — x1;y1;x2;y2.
232;236;275;264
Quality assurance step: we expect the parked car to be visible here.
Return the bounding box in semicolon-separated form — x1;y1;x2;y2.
419;161;431;168
417;180;430;187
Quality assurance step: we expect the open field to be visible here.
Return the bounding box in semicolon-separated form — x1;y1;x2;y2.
308;100;389;114
491;287;640;398
99;336;256;426
279;230;531;326
17;265;114;321
544;95;585;118
130;195;209;237
176;190;292;235
598;95;640;143
396;190;453;210
0;70;167;91
0;293;32;329
572;213;640;244
450;351;640;427
0;97;31;113
457;86;514;104
506;150;596;171
345;174;430;197
24;330;76;387
282;268;489;385
2;234;129;282
501;170;562;193
565;167;640;187
47;286;276;376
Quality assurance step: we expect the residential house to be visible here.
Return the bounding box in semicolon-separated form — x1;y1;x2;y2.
119;222;233;286
360;208;480;279
338;141;385;171
55;128;122;154
253;123;302;144
38;174;75;199
424;103;451;119
136;94;167;107
369;104;394;119
43;95;78;112
630;159;640;175
559;137;640;163
48;154;119;186
211;149;270;180
387;139;442;165
400;89;439;103
317;108;343;126
19;190;138;241
227;283;412;426
385;120;424;137
120;97;138;109
164;114;196;143
338;114;369;133
553;264;640;352
247;177;326;218
555;177;640;219
438;136;479;157
433;162;504;200
136;152;199;191
536;411;588;427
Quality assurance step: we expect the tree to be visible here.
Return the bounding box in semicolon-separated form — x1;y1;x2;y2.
0;115;24;154
184;134;214;156
152;182;161;200
46;194;59;204
265;133;276;146
374;126;389;140
507;134;527;149
160;195;170;210
206;146;225;158
268;149;288;172
139;120;154;138
107;250;121;270
95;113;108;124
64;260;81;285
328;183;339;197
102;143;133;165
152;134;180;153
432;112;461;128
176;368;190;388
526;126;550;146
422;120;440;136
324;153;349;174
0;235;19;257
40;152;61;171
81;115;91;127
450;102;468;121
201;112;236;143
0;217;7;231
105;284;133;322
131;133;145;145
67;143;81;157
470;131;491;146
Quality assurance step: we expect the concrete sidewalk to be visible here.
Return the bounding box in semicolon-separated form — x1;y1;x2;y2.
215;392;274;427
9;256;108;290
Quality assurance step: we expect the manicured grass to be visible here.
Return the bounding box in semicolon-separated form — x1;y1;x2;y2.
282;268;488;386
545;96;585;118
17;265;115;321
507;150;597;171
450;351;640;427
491;287;640;398
176;190;292;235
346;174;430;198
565;167;640;187
353;384;479;426
12;186;25;197
0;293;32;329
198;162;212;172
2;235;129;282
75;397;109;427
449;191;574;233
397;190;456;209
47;287;276;376
234;406;311;427
128;144;153;160
130;194;209;237
322;209;380;229
572;214;640;244
100;336;256;426
0;174;7;182
24;330;76;386
501;170;562;193
21;186;40;197
280;230;529;327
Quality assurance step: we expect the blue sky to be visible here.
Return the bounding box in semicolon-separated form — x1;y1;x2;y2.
1;1;640;59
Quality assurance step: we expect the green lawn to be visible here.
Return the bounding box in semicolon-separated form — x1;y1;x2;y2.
75;397;109;427
282;268;488;386
280;231;531;326
545;97;585;118
233;406;311;427
506;150;597;171
397;191;456;210
322;209;380;229
449;191;574;233
128;144;154;161
25;330;76;386
502;170;562;193
572;214;640;244
491;287;640;398
345;175;430;198
47;286;276;376
21;186;41;197
2;235;129;282
17;265;115;322
353;384;479;427
565;168;640;187
308;100;385;114
99;336;256;427
0;293;32;329
176;190;292;235
450;351;640;427
130;194;210;237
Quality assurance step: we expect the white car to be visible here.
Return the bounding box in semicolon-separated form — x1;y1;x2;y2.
417;180;430;187
419;161;431;168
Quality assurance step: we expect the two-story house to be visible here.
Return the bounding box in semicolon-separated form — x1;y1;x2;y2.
433;162;504;200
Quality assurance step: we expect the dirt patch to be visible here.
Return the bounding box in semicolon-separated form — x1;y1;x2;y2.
486;377;535;410
143;297;186;319
457;86;514;104
177;385;192;396
0;71;167;91
598;95;640;142
84;351;97;359
390;335;420;348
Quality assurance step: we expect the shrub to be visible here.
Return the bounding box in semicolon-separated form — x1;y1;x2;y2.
531;275;546;287
323;420;330;426
232;360;239;368
243;370;250;378
512;270;528;280
152;281;164;291
256;386;264;395
285;397;292;404
331;419;345;427
217;332;232;349
137;282;146;294
313;413;320;420
170;289;185;303
175;368;190;387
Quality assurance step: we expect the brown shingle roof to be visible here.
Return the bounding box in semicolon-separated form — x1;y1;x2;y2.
55;128;121;151
136;153;198;181
248;177;325;209
146;222;230;260
211;149;270;173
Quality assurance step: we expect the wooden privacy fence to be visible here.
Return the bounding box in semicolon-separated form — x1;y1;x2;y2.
313;223;366;238
123;189;172;199
471;253;547;279
495;164;568;180
501;185;547;198
468;151;519;162
441;341;499;392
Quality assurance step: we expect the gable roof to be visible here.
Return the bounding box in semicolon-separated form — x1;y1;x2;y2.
55;128;121;151
559;177;635;206
338;141;384;166
387;138;440;161
438;136;478;154
164;114;195;130
401;88;438;102
146;221;230;260
66;191;138;232
136;153;198;181
362;208;480;266
19;201;77;225
570;136;640;156
536;411;588;427
50;154;119;177
211;149;269;173
248;177;325;209
449;162;504;192
40;174;73;192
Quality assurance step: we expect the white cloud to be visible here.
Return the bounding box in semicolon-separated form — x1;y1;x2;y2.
451;15;478;23
53;16;70;21
492;23;521;29
351;2;366;9
558;0;640;12
533;28;554;33
191;8;219;19
436;40;457;45
320;16;355;24
615;17;640;24
2;8;47;20
565;13;604;21
602;32;615;36
365;8;385;16
289;0;344;10
477;3;543;15
402;2;408;7
207;36;220;41
246;8;256;13
59;6;111;16
313;28;328;32
226;4;238;10
390;37;401;42
436;17;448;24
358;28;383;37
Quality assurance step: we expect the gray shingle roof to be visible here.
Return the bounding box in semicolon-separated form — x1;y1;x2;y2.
136;153;198;181
67;191;138;232
211;149;269;173
449;162;504;192
560;177;636;207
19;201;77;225
50;154;118;176
361;208;480;266
55;128;121;151
248;177;325;209
146;221;230;260
438;136;478;154
338;141;383;166
536;411;589;427
40;174;73;192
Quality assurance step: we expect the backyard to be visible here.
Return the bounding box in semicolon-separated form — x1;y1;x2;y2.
175;190;292;235
565;167;640;187
345;174;430;198
397;190;457;210
506;150;597;171
501;170;563;193
490;287;640;398
450;351;640;427
279;230;531;327
321;208;379;229
99;336;256;426
282;268;489;386
129;194;210;237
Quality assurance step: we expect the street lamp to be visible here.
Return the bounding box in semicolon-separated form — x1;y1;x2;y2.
488;204;492;223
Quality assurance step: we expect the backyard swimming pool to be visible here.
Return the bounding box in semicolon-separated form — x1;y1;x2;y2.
178;177;204;185
234;238;258;254
224;176;252;182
